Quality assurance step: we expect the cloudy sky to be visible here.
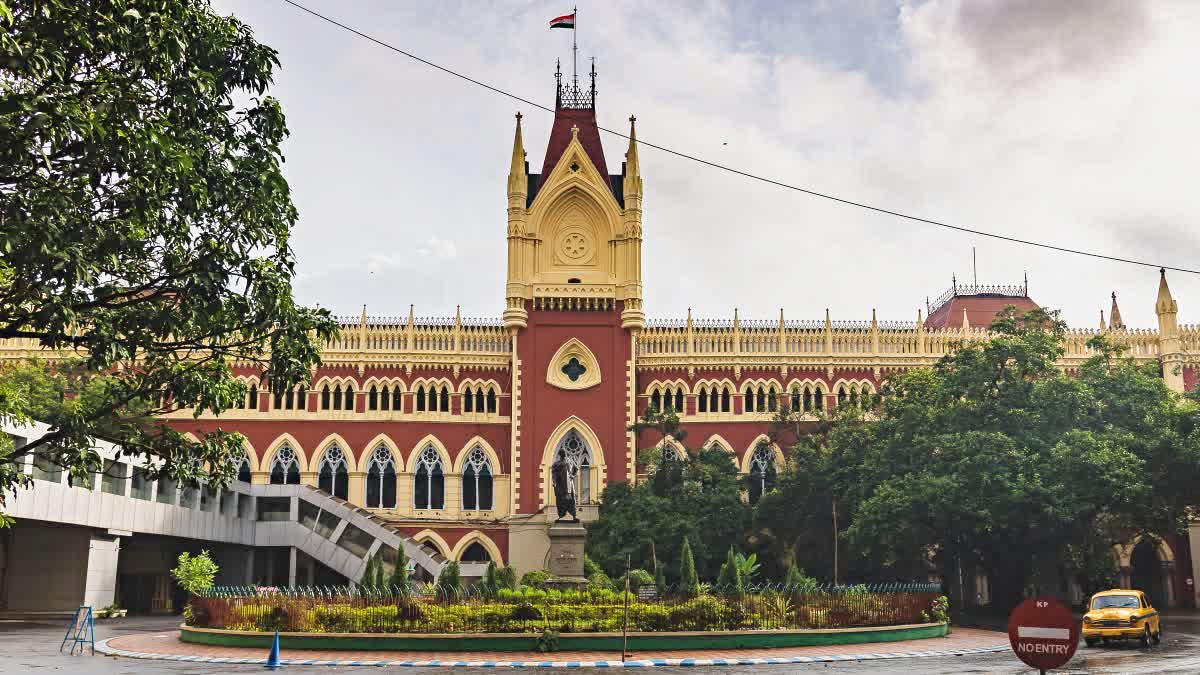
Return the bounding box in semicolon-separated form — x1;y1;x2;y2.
212;0;1200;328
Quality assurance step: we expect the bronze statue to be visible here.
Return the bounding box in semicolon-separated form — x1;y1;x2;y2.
550;448;578;522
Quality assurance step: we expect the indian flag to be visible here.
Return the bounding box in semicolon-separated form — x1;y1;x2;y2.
549;12;575;29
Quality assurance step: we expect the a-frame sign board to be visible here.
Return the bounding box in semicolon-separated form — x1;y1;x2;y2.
60;605;94;655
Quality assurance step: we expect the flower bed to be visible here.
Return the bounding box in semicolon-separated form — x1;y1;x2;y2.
188;584;943;635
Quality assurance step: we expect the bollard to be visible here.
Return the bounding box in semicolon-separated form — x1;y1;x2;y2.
265;630;282;669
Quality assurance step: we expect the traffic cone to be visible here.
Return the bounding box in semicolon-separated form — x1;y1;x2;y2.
264;630;281;669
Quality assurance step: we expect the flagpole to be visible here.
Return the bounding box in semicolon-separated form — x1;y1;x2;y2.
572;5;578;87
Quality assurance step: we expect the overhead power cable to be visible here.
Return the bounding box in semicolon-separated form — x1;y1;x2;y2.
278;0;1199;275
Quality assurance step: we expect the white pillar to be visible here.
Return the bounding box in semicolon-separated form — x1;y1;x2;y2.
287;547;297;588
84;535;120;609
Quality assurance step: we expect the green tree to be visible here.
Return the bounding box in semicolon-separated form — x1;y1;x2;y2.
171;550;218;596
497;565;518;592
768;307;1200;611
679;536;699;597
436;561;462;598
589;408;750;581
0;0;336;520
716;546;740;591
389;546;409;593
481;560;500;598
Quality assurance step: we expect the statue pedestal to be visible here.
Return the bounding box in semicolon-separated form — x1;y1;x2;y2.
546;520;588;589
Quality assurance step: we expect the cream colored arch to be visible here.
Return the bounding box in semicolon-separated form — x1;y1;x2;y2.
311;433;359;472
545;338;602;390
458;377;501;394
406;435;452;473
646;378;688;395
742;435;785;474
1115;533;1176;567
451;531;504;565
786;378;828;394
363;375;407;391
361;433;403;469
694;378;736;394
314;375;358;390
411;529;452;559
261;433;309;472
656;436;689;462
740;377;783;392
452;436;503;474
528;152;624;244
701;434;735;454
540;416;607;507
238;438;261;472
833;378;876;394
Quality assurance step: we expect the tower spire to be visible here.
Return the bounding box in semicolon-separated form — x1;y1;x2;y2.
623;115;641;199
1109;291;1125;330
507;112;527;197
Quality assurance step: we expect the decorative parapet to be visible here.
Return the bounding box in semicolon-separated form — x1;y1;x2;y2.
0;310;513;374
637;311;1179;375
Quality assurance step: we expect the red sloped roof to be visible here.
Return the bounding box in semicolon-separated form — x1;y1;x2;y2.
541;107;609;179
924;294;1040;329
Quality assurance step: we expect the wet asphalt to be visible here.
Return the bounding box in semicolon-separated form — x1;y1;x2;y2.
0;612;1198;673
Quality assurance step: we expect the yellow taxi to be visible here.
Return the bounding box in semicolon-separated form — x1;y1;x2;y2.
1081;589;1161;647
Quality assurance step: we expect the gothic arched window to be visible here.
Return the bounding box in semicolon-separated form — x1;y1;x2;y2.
392;386;403;411
673;388;684;413
486;389;497;414
462;446;494;511
650;390;661;412
369;385;378;410
415;385;426;412
321;385;331;410
269;445;300;485
555;430;594;504
413;445;445;510
463;387;475;413
460;541;491;562
748;443;777;504
317;444;349;499
438;386;450;412
236;453;252;483
721;387;731;412
366;445;397;508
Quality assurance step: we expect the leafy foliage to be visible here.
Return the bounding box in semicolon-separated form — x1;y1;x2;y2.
758;307;1200;609
590;408;750;582
0;0;336;517
436;561;462;597
679;537;699;598
171;550;218;596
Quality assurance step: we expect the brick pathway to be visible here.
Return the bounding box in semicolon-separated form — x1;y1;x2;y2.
100;628;1009;667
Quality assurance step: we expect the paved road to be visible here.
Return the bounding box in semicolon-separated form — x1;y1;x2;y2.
1;613;1199;673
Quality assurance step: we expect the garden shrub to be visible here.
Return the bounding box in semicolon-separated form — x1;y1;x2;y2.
510;601;543;623
257;605;292;632
669;595;724;631
520;569;550;590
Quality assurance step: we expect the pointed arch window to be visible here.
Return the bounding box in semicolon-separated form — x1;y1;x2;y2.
486;389;497;414
369;385;379;410
698;387;709;413
462;446;494;511
366;445;397;509
413;446;445;510
439;386;450;412
415;385;426;412
721;387;731;412
464;387;475;413
460;541;491;562
673;388;684;413
236;453;252;483
392;386;403;411
556;430;594;504
650;390;662;412
748;443;777;504
321;385;331;410
317;444;349;499
269;444;300;485
476;388;486;413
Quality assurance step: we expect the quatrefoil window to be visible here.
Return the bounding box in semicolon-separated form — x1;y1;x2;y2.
561;357;587;382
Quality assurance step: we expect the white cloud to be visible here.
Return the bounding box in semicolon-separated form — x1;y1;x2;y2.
215;0;1200;328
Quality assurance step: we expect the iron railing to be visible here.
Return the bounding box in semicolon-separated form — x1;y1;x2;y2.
190;583;943;634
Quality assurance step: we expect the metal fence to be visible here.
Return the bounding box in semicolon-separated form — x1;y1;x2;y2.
190;583;943;634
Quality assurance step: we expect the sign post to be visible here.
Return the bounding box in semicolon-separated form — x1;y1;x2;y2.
1008;597;1079;673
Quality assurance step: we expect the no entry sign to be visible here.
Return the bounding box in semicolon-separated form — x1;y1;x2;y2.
1008;597;1079;671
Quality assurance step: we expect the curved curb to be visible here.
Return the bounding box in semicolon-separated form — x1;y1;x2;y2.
96;637;1010;667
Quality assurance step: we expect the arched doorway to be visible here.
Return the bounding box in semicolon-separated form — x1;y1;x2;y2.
1130;538;1167;609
